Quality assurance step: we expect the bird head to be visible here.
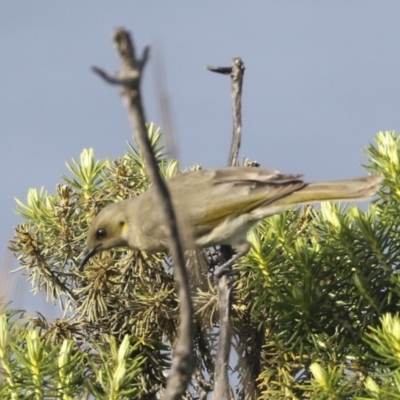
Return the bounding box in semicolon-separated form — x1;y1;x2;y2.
80;202;130;268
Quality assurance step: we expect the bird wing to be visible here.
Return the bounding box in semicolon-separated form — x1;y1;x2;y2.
168;167;305;238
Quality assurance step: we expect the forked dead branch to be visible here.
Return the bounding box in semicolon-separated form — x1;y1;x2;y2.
92;28;194;400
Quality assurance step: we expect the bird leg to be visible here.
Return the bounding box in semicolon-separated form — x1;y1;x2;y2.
214;242;251;278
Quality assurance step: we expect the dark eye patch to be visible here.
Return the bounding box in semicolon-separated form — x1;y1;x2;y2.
96;228;107;240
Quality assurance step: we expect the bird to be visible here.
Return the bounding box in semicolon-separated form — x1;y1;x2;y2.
80;167;382;270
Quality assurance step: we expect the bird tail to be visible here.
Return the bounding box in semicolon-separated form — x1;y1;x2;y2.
278;175;383;206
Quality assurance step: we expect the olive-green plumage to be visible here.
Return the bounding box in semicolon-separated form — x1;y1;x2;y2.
80;167;382;267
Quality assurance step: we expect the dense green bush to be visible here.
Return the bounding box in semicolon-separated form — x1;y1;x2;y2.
2;127;400;399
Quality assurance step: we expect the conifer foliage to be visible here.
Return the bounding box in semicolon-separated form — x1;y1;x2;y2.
2;128;400;399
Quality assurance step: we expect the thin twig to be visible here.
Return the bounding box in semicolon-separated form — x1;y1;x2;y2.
213;275;233;400
207;57;245;400
228;57;245;167
226;58;261;400
214;58;260;400
207;57;245;166
93;28;194;400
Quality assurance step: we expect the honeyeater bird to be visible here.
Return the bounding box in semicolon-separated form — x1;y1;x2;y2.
80;167;382;268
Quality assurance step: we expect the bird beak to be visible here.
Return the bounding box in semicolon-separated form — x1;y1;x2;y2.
80;247;98;269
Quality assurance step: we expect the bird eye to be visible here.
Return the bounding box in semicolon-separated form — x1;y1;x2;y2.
96;228;106;240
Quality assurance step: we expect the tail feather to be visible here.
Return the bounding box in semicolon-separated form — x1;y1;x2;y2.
278;175;383;206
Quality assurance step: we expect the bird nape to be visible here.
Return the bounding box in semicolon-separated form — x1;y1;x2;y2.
80;167;382;272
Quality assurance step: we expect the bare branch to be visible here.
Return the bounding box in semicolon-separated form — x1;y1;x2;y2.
91;66;125;85
93;27;194;400
208;57;245;400
207;58;245;166
206;65;232;75
209;57;260;400
229;57;245;167
213;275;233;400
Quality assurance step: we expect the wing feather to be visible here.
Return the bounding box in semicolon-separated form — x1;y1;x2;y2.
167;168;305;239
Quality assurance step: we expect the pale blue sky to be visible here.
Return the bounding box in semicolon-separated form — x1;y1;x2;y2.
1;1;400;313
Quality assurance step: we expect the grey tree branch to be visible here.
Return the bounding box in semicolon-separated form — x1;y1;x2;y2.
228;57;245;167
213;275;233;400
210;58;259;400
207;57;245;400
207;57;245;167
92;28;194;400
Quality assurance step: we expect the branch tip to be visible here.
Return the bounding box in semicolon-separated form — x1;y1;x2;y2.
206;65;232;75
